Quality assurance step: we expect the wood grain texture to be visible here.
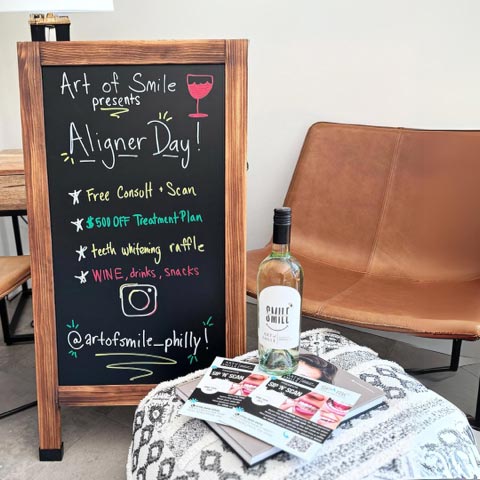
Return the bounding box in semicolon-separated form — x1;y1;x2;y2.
0;150;27;212
224;40;248;357
0;174;26;211
58;385;155;406
17;42;62;452
0;149;25;175
35;40;226;65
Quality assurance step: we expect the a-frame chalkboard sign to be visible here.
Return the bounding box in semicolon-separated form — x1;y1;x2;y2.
18;40;247;460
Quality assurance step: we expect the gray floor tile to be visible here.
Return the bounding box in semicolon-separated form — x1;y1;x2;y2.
0;370;36;414
463;363;480;377
104;406;137;429
0;406;39;479
0;344;36;385
388;340;453;370
10;412;131;480
0;405;131;480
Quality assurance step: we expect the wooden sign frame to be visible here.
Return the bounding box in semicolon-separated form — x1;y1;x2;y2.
18;39;247;460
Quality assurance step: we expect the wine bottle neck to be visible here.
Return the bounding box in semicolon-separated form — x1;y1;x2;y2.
272;223;291;256
271;242;290;256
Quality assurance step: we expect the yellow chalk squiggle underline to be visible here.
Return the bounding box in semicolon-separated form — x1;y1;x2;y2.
95;353;177;381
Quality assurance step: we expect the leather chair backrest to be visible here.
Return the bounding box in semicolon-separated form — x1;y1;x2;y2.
285;123;480;282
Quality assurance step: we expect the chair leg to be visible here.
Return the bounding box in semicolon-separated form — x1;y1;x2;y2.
0;292;33;345
0;298;13;345
467;376;480;431
405;339;462;375
450;338;462;371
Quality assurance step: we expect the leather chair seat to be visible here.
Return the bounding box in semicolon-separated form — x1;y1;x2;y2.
0;256;30;298
248;247;480;339
247;247;362;315
247;123;480;342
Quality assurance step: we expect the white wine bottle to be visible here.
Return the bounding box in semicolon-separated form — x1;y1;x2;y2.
258;207;303;375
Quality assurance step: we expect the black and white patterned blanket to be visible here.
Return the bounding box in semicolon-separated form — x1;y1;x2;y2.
127;328;480;479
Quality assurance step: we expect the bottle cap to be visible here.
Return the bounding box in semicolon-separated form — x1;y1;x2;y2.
274;207;291;226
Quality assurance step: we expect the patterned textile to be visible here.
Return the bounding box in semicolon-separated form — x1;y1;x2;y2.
127;329;480;479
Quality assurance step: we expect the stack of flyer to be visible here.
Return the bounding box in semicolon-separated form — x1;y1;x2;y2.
177;354;385;465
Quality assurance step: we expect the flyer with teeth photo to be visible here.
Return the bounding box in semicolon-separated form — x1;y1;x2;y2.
179;357;270;424
227;373;360;461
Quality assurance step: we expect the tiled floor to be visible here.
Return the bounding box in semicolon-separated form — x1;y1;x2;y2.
1;296;480;479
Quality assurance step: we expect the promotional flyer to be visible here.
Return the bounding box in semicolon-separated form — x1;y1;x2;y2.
228;373;360;460
180;357;269;424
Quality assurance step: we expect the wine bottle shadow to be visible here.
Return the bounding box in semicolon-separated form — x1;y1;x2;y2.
95;353;177;381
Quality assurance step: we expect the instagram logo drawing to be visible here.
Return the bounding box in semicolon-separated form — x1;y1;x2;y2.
119;283;158;317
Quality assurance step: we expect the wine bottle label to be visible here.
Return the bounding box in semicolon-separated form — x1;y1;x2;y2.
258;286;301;350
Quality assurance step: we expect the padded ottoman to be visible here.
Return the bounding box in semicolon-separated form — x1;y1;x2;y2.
127;328;480;479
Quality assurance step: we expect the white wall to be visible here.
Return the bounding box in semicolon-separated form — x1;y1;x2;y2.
1;0;480;355
2;0;480;251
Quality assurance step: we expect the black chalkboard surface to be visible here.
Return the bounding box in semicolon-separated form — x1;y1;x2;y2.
42;65;226;385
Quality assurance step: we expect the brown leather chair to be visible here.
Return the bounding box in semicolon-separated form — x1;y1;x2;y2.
247;122;480;425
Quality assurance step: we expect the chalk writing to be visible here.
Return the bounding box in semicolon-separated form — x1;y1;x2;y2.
44;64;226;386
99;107;129;119
121;242;162;264
74;271;89;284
169;235;205;253
119;283;158;317
91;241;116;258
133;211;203;226
163;265;199;277
76;245;87;261
68;189;82;204
166;181;197;197
61;151;74;164
95;353;177;381
71;218;84;232
68;327;206;356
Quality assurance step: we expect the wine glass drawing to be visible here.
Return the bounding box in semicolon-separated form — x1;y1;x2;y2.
186;74;214;118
